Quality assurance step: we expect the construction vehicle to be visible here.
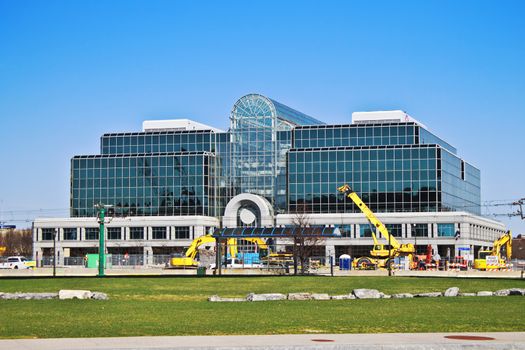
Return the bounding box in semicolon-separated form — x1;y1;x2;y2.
169;235;268;268
337;184;416;269
474;230;513;270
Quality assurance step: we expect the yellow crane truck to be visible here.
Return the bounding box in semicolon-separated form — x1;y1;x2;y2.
474;230;512;270
337;184;416;269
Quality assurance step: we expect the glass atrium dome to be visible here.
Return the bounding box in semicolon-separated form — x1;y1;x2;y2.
230;94;322;212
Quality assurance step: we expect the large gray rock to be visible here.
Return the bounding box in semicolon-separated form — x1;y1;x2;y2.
91;292;108;300
208;295;245;302
287;292;312;301
477;291;493;297
246;293;286;302
392;293;414;299
28;293;58;300
59;289;92;300
495;289;511;296
377;292;391;299
0;292;58;300
352;289;381;299
509;288;525;296
330;294;355;300
311;293;330;300
444;287;459;297
415;292;442;298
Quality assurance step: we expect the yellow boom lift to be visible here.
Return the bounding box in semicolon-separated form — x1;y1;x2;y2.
337;184;416;269
169;235;268;268
473;230;512;270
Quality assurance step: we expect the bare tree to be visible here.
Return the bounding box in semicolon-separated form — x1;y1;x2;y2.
291;207;324;275
0;229;33;257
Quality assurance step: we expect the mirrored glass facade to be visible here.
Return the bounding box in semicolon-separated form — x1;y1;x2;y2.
70;94;481;220
71;152;216;217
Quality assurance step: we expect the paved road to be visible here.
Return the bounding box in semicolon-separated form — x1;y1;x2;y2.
1;333;524;350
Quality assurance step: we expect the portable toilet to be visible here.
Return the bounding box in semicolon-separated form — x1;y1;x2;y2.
339;254;351;270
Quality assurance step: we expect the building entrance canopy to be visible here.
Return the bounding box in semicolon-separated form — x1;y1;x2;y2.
212;226;340;238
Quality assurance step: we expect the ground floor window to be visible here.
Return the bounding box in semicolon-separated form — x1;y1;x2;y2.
338;225;352;237
108;227;122;240
173;226;190;239
130;227;144;240
359;225;373;238
42;228;55;241
437;223;455;237
385;224;402;237
85;228;99;240
152;227;167;240
412;224;428;237
63;228;77;240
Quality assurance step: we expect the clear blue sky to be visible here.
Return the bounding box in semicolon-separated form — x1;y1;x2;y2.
1;0;524;233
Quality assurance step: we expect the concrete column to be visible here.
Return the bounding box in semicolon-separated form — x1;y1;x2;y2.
325;244;335;266
58;246;65;266
144;246;153;266
33;247;43;263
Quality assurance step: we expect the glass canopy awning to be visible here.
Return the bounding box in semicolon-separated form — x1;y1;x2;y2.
212;226;340;238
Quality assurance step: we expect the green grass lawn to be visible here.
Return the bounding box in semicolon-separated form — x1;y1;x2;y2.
1;276;524;338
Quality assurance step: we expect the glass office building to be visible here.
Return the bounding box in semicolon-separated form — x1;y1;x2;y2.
33;93;505;264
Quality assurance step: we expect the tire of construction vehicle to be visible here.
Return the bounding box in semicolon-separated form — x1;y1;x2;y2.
356;257;373;270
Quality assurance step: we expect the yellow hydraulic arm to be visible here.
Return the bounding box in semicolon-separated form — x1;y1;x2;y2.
337;184;402;249
228;237;268;258
492;230;512;260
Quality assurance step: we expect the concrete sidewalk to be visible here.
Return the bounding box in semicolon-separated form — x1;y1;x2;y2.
1;332;524;350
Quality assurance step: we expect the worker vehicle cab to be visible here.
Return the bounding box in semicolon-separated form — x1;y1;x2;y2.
474;231;512;270
0;256;36;269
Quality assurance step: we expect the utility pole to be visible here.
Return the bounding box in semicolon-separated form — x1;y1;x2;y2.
53;228;57;277
513;198;525;220
94;203;113;277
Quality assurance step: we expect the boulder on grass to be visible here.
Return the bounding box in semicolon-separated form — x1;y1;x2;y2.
509;288;525;296
444;287;459;297
352;289;381;299
477;291;493;297
208;295;245;302
246;293;286;302
311;293;330;300
495;289;511;296
287;293;312;301
91;292;108;300
59;290;92;300
414;292;442;298
330;294;355;300
392;293;414;299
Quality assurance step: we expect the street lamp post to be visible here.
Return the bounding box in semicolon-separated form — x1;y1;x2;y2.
94;203;113;277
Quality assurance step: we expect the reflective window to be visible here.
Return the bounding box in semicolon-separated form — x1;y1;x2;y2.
437;223;455;237
107;227;122;240
130;227;144;240
152;227;167;240
42;228;55;241
85;228;99;240
63;228;77;240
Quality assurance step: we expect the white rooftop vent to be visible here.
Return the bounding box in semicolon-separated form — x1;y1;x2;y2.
351;110;427;129
142;119;224;133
